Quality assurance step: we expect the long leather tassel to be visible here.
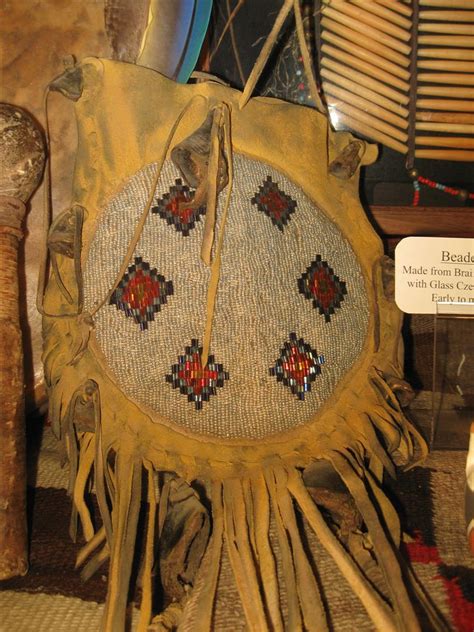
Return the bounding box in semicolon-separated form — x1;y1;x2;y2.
75;385;112;581
272;466;328;632
251;475;284;632
331;453;421;632
74;429;110;581
71;432;95;543
364;468;401;547
94;392;113;546
286;467;398;632
242;478;257;556
76;387;113;582
64;391;82;533
200;103;233;367
264;468;302;631
80;544;110;582
223;479;268;632
137;462;158;632
76;525;108;580
76;443;117;577
76;526;106;570
105;446;117;507
101;448;142;632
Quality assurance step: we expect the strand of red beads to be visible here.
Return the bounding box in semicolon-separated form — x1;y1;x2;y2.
408;169;474;207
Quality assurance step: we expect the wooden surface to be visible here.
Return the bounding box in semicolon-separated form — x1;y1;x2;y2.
0;199;28;580
368;205;474;237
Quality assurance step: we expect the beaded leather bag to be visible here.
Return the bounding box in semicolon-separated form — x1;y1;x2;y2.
40;2;442;631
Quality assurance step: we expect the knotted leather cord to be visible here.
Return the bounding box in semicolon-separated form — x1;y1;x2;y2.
89;94;208;319
406;0;419;172
37;86;53;316
39;89;212;323
87;94;231;368
200;106;225;266
50;243;72;304
49;206;85;308
201;103;233;366
37;86;85;319
40;4;327;369
40;61;436;632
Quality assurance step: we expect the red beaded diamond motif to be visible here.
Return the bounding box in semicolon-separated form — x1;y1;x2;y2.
270;333;324;400
298;255;347;322
110;257;173;330
152;178;205;236
251;176;297;231
166;340;229;410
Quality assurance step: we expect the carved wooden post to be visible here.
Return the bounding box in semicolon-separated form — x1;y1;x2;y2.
0;104;45;579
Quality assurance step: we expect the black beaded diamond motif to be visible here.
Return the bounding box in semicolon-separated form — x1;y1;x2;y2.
166;340;229;410
110;257;173;330
251;176;297;231
152;178;205;236
298;255;347;322
270;333;325;400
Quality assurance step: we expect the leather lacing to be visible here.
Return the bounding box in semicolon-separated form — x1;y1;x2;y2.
38;0;327;369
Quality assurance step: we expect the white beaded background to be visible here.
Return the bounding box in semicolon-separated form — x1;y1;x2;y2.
83;155;369;439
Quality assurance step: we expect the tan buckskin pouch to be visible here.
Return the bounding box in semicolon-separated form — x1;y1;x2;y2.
40;4;445;631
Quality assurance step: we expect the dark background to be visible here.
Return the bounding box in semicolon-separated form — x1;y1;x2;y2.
205;0;473;207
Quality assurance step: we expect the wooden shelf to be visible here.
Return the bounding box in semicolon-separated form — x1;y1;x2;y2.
368;205;474;237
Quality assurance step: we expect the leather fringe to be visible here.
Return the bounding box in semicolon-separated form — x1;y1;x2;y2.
331;452;421;632
137;462;158;632
55;368;446;632
101;448;142;632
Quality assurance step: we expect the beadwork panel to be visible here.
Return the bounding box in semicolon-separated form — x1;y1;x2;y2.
83;155;369;439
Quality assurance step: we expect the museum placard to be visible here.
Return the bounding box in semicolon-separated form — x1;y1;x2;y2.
395;237;474;315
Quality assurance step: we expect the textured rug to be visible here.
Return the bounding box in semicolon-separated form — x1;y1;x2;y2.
0;426;473;631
